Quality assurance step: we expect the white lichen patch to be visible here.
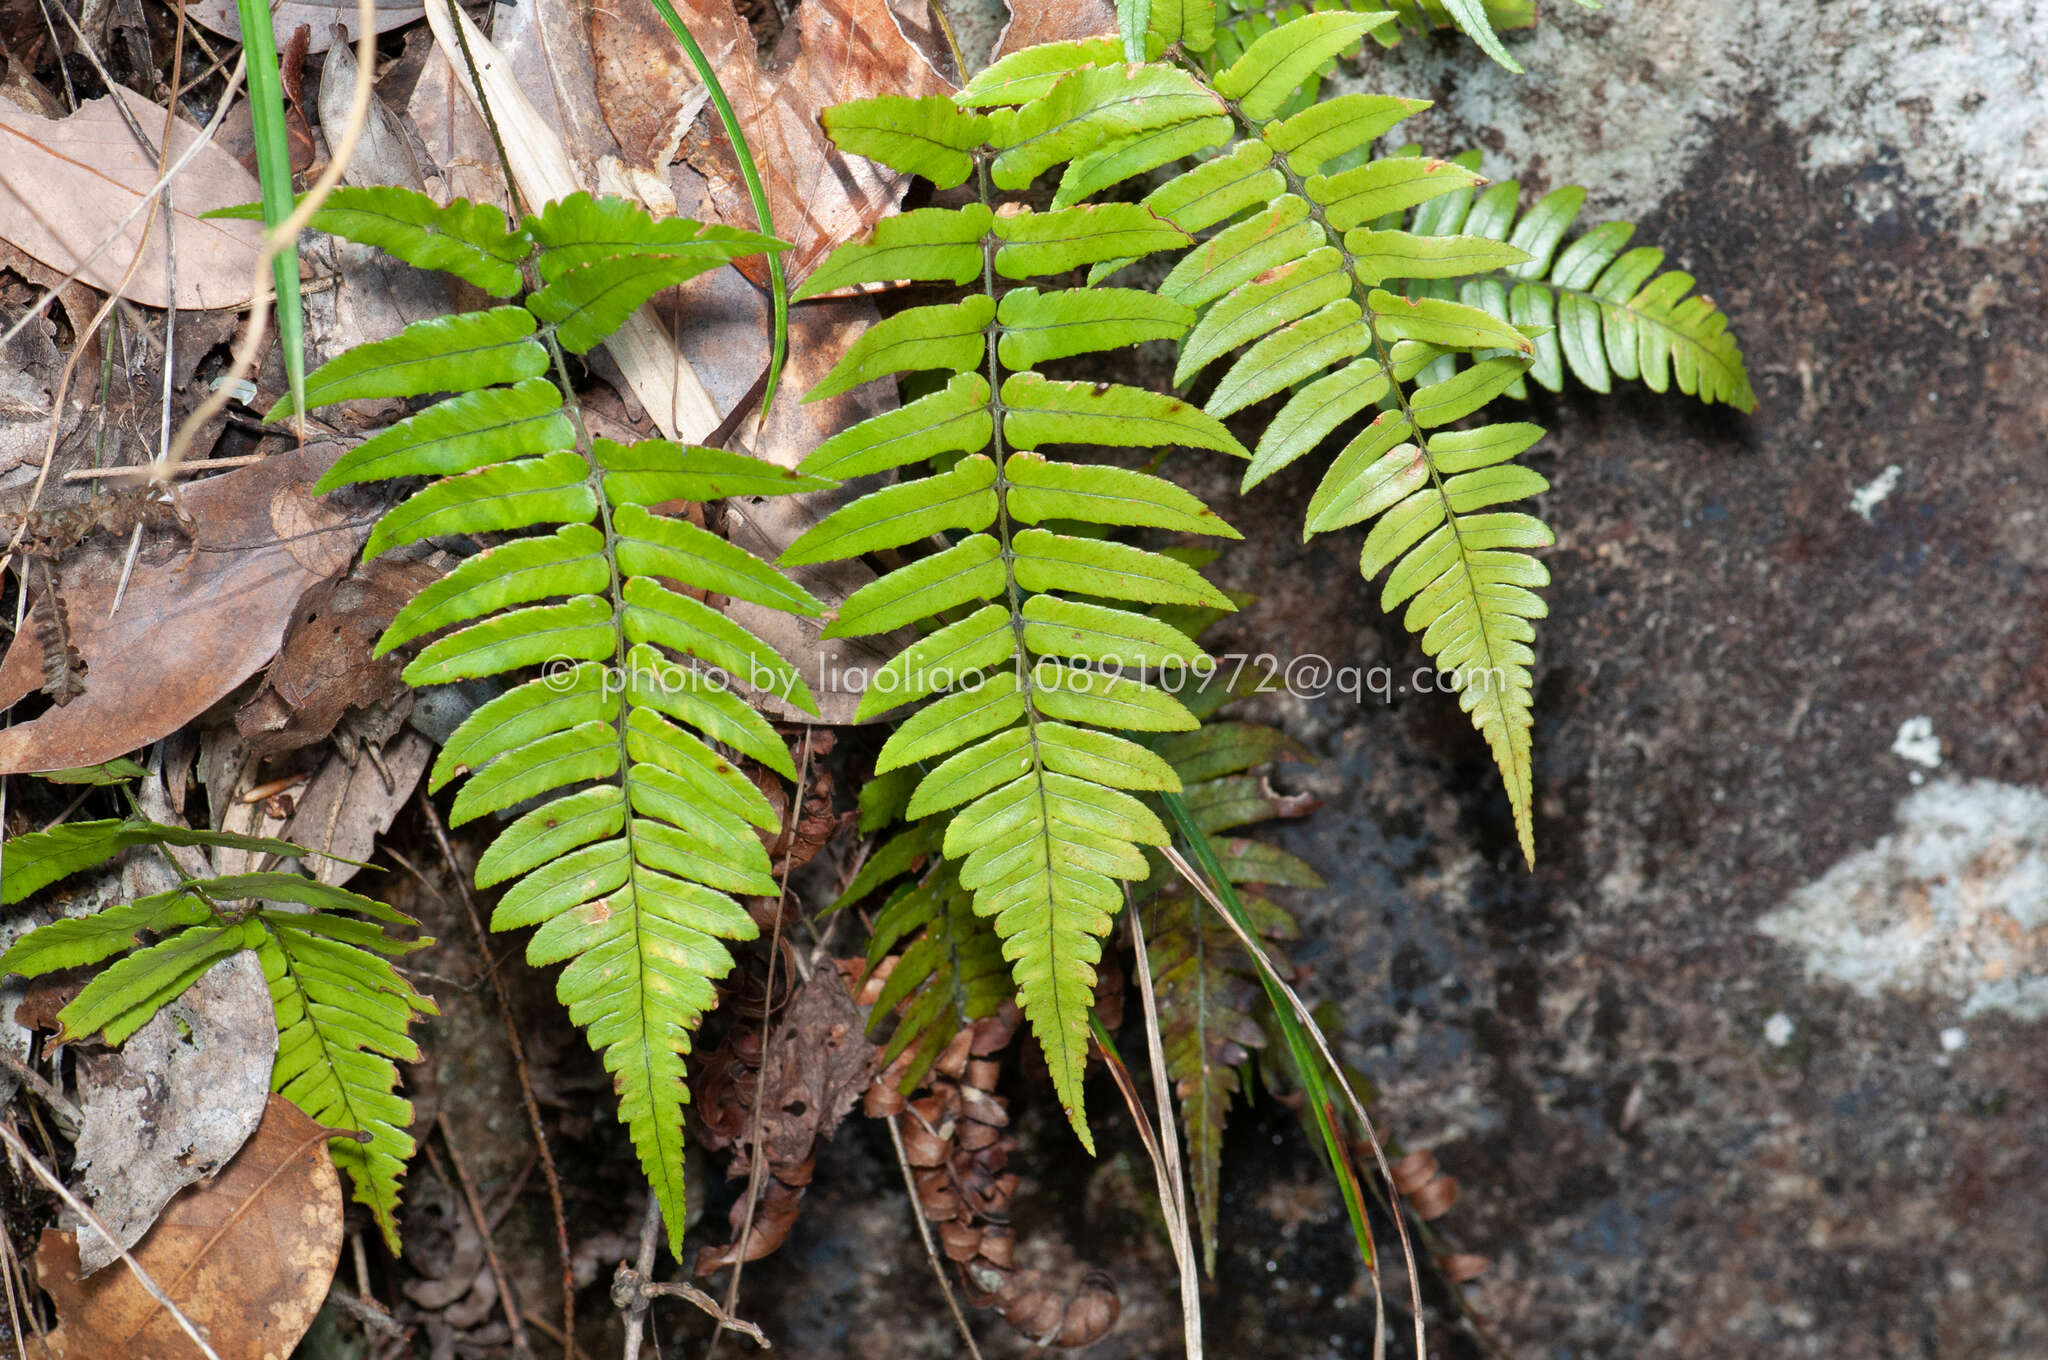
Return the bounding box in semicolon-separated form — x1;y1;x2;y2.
1851;465;1903;520
1891;715;1944;768
1757;779;2048;1019
1364;0;2048;244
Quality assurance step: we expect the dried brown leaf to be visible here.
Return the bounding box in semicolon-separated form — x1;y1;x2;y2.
234;557;441;759
39;1093;345;1360
590;0;952;285
989;0;1116;62
0;86;263;310
0;445;368;773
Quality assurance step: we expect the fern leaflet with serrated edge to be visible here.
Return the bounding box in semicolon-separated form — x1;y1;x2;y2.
783;84;1250;1149
284;187;821;1254
0;827;434;1251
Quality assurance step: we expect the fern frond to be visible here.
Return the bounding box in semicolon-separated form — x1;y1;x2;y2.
1393;159;1758;410
287;186;819;1253
0;846;436;1251
782;97;1252;1147
841;833;1010;1093
212;187;533;297
978;22;1563;860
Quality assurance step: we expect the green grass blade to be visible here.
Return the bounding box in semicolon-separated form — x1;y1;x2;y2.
640;0;788;417
1158;787;1376;1270
235;0;306;426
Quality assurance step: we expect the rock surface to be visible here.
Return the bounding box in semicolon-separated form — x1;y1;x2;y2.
747;4;2048;1356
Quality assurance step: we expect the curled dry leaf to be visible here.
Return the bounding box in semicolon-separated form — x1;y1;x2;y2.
0;444;368;774
66;952;277;1275
235;557;443;759
695;967;878;1273
590;0;952;285
39;1093;345;1360
0;86;263;310
183;0;428;52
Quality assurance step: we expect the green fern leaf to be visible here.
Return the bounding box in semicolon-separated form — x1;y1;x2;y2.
216;186;531;297
2;843;438;1252
0;818;303;905
819;95;989;189
1398;176;1757;408
778;103;1254;1145
278;190;825;1253
267;307;547;422
258;908;436;1251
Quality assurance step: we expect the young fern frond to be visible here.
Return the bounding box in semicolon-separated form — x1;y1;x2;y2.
1210;0;1540;85
0;826;435;1251
782;85;1249;1148
286;187;825;1253
835;824;1011;1094
1392;152;1757;409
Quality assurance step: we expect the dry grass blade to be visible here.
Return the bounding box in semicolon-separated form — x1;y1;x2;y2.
1126;901;1203;1360
0;1118;222;1360
883;1113;985;1360
1159;843;1425;1360
706;732;813;1358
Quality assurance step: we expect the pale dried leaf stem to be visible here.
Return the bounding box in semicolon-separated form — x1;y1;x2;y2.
1127;900;1203;1360
0;1116;222;1360
156;0;379;476
1159;845;1424;1360
883;1113;985;1360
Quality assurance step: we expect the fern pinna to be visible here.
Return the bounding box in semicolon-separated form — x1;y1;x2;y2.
0;820;435;1250
780;78;1254;1146
254;187;824;1251
958;7;1750;864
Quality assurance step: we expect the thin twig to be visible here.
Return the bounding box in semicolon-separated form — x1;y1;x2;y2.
884;1114;984;1360
618;1199;662;1360
0;1117;222;1360
432;1113;536;1359
705;731;811;1358
156;0;379;474
420;792;577;1351
1159;844;1425;1360
0;1048;81;1124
